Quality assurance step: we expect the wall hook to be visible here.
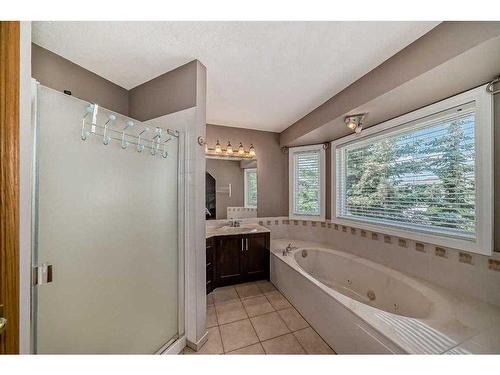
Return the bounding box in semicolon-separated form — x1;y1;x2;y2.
136;127;149;153
81;105;94;141
151;128;162;155
121;120;134;149
102;114;116;145
161;137;171;158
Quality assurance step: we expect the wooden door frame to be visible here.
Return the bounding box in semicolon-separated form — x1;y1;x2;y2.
0;20;20;354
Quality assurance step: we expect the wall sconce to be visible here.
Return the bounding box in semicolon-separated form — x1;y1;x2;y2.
238;142;244;155
249;144;255;157
344;113;366;134
215;140;222;153
226;141;233;154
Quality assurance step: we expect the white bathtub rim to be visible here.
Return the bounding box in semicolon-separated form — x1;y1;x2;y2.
271;238;500;354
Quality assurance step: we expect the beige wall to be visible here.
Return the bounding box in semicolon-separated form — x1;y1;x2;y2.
32;43;130;116
129;61;198;122
206;159;244;220
206;125;288;217
32;44;199;121
280;21;500;146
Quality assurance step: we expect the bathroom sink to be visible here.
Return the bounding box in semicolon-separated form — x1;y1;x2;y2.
218;225;260;234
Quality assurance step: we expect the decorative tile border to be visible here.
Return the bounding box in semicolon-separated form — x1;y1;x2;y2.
208;217;500;278
435;247;447;258
459;252;474;265
489;259;500;271
415;242;426;253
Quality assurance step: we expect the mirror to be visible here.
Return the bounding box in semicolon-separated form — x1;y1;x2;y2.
206;158;257;220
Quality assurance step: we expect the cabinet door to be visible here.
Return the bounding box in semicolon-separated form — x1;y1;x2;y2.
244;234;270;281
206;238;215;294
215;236;244;287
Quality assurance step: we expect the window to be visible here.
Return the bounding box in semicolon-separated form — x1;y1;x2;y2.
332;86;493;255
289;144;326;221
244;168;257;208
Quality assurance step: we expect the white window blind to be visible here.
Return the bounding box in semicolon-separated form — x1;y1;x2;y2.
337;104;476;239
294;150;321;216
244;168;257;208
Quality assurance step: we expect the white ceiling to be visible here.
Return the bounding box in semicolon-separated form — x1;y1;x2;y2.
32;21;439;132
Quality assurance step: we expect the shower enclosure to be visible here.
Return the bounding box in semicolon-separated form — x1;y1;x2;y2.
31;84;183;354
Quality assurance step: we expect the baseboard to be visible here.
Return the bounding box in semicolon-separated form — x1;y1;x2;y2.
186;330;208;351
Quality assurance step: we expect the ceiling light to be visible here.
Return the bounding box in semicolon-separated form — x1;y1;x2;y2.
344;114;366;134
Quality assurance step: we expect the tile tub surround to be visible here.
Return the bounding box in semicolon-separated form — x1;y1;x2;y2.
270;239;500;354
182;281;334;354
226;217;500;308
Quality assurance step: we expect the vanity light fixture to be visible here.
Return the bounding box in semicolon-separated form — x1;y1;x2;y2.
204;140;256;159
344;113;366;134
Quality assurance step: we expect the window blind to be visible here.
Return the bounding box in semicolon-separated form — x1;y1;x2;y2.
337;107;476;239
294;150;321;215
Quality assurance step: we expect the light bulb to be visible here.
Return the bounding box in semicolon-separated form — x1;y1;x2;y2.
347;121;357;130
215;140;221;153
249;144;255;157
238;143;244;155
226;141;233;154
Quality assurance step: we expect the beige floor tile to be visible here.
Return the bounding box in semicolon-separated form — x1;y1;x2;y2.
213;286;239;304
277;307;309;331
194;327;224;354
261;333;306;354
265;291;292;310
207;293;214;306
235;283;263;299
207;305;218;328
215;300;248;325
250;311;290;341
257;281;276;294
293;327;334;354
226;343;265;354
219;319;259;352
182;346;195;354
242;295;275;317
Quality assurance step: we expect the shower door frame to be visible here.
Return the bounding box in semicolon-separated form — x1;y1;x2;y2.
27;81;187;354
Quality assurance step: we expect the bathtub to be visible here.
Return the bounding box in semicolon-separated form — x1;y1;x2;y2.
270;239;500;354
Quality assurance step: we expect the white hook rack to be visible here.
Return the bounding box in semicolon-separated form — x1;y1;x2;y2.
80;105;178;159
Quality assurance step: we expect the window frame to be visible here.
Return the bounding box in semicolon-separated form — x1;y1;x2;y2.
331;85;493;255
244;168;257;208
289;144;326;222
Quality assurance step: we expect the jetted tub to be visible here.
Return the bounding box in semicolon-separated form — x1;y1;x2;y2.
270;239;500;354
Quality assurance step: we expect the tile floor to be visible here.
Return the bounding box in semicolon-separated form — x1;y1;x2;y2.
182;281;335;355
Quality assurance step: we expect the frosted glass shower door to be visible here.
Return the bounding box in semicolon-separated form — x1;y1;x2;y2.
34;85;180;354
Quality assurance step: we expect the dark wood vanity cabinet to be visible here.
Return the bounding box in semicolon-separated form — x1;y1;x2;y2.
206;237;216;294
211;232;270;288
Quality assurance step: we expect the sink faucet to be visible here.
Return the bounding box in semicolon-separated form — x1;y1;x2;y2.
229;219;241;227
283;243;297;256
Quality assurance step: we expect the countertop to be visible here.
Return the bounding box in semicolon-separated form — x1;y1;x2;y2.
206;223;270;239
